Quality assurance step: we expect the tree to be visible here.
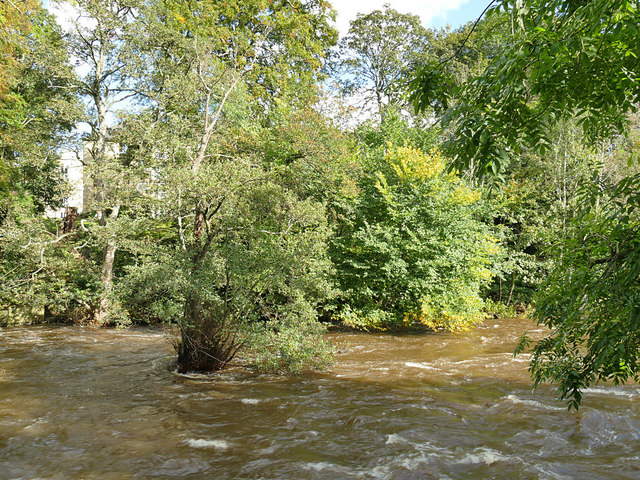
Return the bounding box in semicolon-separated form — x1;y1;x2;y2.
424;12;508;95
0;6;91;323
57;0;139;325
519;162;640;410
0;0;40;100
336;4;429;121
411;0;640;179
0;206;100;324
411;0;640;408
122;0;338;371
331;141;498;331
487;119;600;308
1;3;80;217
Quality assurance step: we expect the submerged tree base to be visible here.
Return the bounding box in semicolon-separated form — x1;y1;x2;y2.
176;320;242;373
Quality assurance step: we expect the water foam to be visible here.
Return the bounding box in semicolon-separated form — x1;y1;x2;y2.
385;433;408;445
457;447;510;465
504;394;564;411
583;386;640;399
185;439;230;449
241;398;260;405
405;362;437;370
302;461;353;475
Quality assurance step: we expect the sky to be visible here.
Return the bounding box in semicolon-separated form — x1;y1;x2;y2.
332;0;494;36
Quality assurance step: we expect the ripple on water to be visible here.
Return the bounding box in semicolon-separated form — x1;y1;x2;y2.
148;457;212;477
575;409;640;452
583;386;640;399
404;361;438;370
501;393;565;412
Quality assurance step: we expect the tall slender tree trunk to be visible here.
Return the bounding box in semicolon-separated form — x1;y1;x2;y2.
93;203;120;326
376;82;386;123
90;40;119;326
94;240;116;325
507;272;516;306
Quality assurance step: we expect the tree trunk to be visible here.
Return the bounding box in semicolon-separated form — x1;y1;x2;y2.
93;238;117;326
90;40;116;327
92;204;120;326
376;83;385;123
62;207;78;234
176;214;241;373
177;285;240;373
507;272;516;306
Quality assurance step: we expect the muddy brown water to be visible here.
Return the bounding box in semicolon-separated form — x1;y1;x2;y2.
1;317;639;480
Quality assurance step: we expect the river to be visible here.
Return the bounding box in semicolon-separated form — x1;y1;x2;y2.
1;317;639;479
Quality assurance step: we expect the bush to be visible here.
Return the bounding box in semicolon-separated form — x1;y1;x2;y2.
331;145;498;331
0;202;101;323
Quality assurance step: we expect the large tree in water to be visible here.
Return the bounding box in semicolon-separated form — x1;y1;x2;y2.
125;0;338;372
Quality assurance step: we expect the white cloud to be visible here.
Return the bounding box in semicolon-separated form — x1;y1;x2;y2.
333;0;469;36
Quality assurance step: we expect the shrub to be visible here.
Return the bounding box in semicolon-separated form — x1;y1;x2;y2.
331;145;498;331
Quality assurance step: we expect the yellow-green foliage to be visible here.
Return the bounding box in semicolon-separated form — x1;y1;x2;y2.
332;145;498;332
386;145;445;181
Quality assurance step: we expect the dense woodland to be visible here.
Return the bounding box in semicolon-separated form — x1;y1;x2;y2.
1;0;639;408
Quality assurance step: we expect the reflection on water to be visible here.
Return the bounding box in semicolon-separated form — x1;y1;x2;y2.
1;318;639;479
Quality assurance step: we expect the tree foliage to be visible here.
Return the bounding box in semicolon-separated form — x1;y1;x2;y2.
410;0;640;408
336;4;428;119
486;119;605;306
116;0;339;372
0;6;80;218
520;168;640;410
331;141;497;331
411;0;640;179
0;5;88;324
0;206;100;323
0;0;40;100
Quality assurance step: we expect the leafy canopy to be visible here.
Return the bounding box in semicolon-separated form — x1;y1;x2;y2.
336;4;428;118
520;169;640;410
331;142;497;331
411;0;640;178
410;0;640;408
117;0;340;372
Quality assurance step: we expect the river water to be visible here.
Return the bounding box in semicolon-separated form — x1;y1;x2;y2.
1;317;639;480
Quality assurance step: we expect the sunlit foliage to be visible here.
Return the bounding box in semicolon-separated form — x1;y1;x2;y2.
331;145;498;331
